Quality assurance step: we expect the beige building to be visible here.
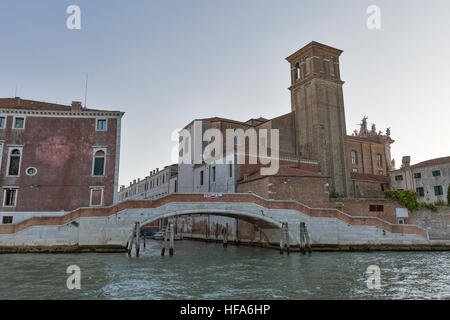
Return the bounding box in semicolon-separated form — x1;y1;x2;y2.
390;156;450;204
118;164;178;202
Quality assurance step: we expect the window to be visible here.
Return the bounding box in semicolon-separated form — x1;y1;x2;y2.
174;180;178;193
369;204;384;212
416;187;425;197
413;172;422;179
329;60;335;77
96;119;107;131
92;149;106;176
397;218;405;225
380;184;385;192
351;151;357;165
432;170;441;177
7;148;22;176
352;168;358;173
212;167;216;182
395;175;403;181
90;188;104;206
25;167;37;176
295;63;301;80
13;117;25;129
434;186;443;196
376;154;383;168
3;189;18;207
2;216;13;224
200;170;204;186
0;117;5;129
228;163;233;178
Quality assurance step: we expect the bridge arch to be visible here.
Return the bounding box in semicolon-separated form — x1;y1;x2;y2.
124;207;293;246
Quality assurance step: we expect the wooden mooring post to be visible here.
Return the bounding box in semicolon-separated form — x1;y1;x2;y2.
169;222;174;256
215;223;219;243
135;222;140;257
299;222;312;254
280;222;289;255
128;225;136;256
161;225;169;256
143;230;146;249
223;223;228;248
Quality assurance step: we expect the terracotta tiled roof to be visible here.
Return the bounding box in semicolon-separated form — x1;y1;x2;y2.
411;156;450;169
0;97;120;113
351;172;389;183
183;117;250;129
245;117;269;124
239;165;326;183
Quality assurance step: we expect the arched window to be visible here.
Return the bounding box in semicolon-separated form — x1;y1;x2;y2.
351;151;357;165
295;63;301;79
93;150;105;176
8;148;22;176
376;154;383;168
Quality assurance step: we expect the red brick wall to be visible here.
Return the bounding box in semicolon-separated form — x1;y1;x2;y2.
352;180;387;198
347;139;388;176
237;176;330;204
334;199;404;224
0;115;119;211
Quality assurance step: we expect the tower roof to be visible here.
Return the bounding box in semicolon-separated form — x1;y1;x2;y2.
286;41;343;63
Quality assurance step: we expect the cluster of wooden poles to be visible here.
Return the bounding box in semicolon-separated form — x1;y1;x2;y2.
280;222;312;255
127;222;143;257
126;221;176;257
126;220;312;256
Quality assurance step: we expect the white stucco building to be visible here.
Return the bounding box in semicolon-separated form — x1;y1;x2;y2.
390;156;450;204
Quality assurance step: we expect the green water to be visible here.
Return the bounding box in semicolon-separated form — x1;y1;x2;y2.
0;240;448;299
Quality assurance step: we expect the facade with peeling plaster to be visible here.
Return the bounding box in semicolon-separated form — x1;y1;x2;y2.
0;98;123;223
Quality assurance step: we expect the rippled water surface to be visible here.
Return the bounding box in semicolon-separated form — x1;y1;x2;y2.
0;240;448;299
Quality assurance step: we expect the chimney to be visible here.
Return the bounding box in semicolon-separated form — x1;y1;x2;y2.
71;101;83;111
15;97;21;106
402;156;411;169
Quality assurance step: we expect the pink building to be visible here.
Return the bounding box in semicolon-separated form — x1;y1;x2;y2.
0;98;123;217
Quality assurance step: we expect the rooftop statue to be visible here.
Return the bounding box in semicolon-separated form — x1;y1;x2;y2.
371;123;377;134
359;116;369;135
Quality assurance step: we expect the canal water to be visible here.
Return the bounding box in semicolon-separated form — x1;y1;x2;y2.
0;240;448;300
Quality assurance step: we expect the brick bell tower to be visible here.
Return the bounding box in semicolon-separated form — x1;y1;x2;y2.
286;41;352;197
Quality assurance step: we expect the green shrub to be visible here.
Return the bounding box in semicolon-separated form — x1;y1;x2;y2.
384;190;439;212
421;202;438;213
384;190;420;211
330;190;344;199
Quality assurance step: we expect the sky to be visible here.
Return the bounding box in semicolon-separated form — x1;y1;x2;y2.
0;0;449;186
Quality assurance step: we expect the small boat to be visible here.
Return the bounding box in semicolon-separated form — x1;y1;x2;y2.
151;231;183;240
151;231;165;240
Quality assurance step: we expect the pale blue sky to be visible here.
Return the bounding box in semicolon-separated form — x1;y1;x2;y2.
1;0;449;186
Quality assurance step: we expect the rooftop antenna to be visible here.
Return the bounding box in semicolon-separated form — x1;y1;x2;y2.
14;84;18;97
84;73;88;108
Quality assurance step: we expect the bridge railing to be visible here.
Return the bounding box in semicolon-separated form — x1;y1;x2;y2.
0;193;428;239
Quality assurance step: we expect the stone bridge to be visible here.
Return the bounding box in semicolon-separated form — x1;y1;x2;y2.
0;193;440;253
